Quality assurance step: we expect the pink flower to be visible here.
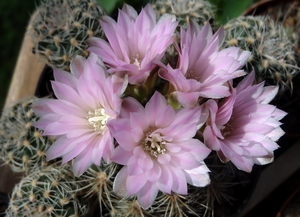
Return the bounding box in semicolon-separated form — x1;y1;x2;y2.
88;4;177;85
159;21;251;107
203;72;287;172
108;92;211;209
32;54;126;176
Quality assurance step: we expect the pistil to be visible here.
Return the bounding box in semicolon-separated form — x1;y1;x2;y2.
87;108;110;132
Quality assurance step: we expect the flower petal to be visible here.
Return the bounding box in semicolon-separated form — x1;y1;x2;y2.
137;181;158;209
113;167;130;197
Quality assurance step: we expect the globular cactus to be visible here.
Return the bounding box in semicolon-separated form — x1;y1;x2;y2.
77;162;120;216
150;192;203;217
77;161;209;217
5;165;86;217
77;163;215;217
151;0;215;29
110;189;209;217
249;1;300;56
222;15;299;93
0;97;54;174
76;162;149;216
30;0;105;71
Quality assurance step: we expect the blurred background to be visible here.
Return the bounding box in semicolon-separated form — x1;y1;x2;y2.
0;0;260;110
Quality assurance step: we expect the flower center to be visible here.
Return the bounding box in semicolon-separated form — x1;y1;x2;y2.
131;54;141;69
143;132;166;157
133;58;141;69
87;108;110;132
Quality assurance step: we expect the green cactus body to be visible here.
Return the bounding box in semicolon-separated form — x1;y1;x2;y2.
0;81;251;217
6;165;86;217
79;164;212;216
76;162;121;216
77;162;207;217
150;192;202;217
151;0;215;29
223;16;299;93
109;191;208;217
0;97;54;174
30;0;105;71
249;2;300;57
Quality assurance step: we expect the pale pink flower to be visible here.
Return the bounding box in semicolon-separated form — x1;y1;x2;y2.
159;21;251;107
108;92;211;209
32;54;126;176
203;72;287;172
88;4;177;85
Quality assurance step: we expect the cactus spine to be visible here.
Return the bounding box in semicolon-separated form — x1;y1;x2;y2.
0;97;54;174
6;165;86;217
223;15;299;93
30;0;105;71
151;0;215;28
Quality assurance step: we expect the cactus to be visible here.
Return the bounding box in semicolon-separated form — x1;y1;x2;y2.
151;0;215;29
251;1;300;56
76;162;120;215
77;163;150;216
1;1;290;217
0;97;54;174
222;15;299;93
106;197;149;217
30;0;105;71
5;165;86;217
150;192;203;217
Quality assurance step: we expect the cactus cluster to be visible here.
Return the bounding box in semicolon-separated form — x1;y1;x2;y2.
77;163;120;215
222;15;298;93
0;98;215;217
77;162;209;217
77;160;238;217
5;165;86;217
254;1;300;55
1;144;228;217
0;97;54;174
30;0;105;71
151;0;215;29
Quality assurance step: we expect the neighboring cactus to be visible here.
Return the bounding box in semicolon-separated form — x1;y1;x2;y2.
0;97;54;174
222;15;299;93
150;192;203;217
110;188;210;216
30;0;105;71
151;0;215;29
5;165;86;217
78;163;150;216
77;162;120;215
77;161;209;217
250;1;300;56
